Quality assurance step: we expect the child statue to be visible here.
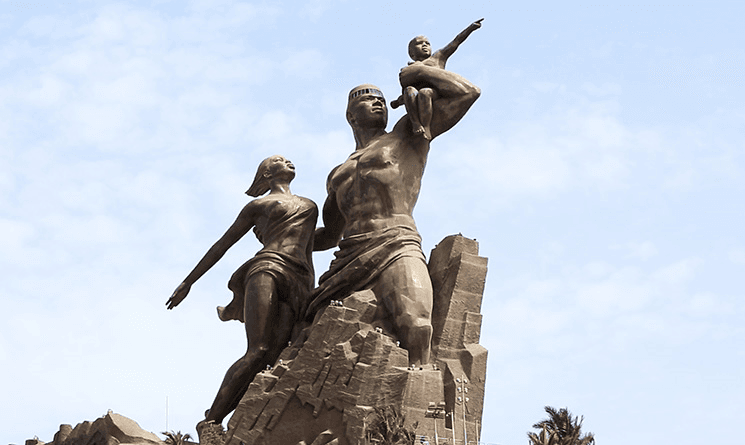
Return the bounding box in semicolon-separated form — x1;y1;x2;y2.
390;18;483;140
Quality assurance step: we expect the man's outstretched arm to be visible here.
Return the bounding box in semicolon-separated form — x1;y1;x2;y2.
396;63;480;140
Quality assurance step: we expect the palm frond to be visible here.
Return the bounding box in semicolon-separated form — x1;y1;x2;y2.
528;406;593;445
161;430;193;445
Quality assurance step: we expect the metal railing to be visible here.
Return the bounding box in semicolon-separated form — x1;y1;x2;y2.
414;438;500;445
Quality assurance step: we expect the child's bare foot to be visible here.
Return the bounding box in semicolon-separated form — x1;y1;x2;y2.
391;97;403;109
413;124;426;137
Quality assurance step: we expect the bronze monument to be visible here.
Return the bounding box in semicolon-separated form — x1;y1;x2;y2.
390;18;484;141
27;18;490;445
309;21;482;366
169;19;486;445
167;155;318;429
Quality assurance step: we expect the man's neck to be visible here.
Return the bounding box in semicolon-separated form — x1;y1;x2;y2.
354;127;386;150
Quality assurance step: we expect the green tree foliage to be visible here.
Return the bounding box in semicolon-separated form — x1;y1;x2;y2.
527;406;595;445
366;406;419;445
162;430;193;445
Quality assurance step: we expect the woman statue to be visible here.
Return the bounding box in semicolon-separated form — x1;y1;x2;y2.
166;155;318;428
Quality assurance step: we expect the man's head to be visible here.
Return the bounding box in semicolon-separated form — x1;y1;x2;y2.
408;36;431;61
346;84;387;131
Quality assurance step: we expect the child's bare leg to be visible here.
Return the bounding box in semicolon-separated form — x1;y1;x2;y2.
390;94;404;109
417;87;438;141
403;86;426;137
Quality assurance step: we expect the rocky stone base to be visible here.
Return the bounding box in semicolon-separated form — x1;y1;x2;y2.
223;234;488;445
223;289;439;445
27;235;488;445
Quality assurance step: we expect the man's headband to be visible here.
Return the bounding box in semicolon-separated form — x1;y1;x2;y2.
349;87;384;100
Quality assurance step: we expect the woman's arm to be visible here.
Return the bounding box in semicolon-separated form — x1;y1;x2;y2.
166;202;259;309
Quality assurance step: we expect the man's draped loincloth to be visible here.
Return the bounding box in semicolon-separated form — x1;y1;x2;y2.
218;250;314;323
306;225;426;320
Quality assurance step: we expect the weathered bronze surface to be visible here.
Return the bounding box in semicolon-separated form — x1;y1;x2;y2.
310;20;482;368
166;20;486;444
167;155;318;426
391;19;483;141
29;19;489;445
225;234;488;445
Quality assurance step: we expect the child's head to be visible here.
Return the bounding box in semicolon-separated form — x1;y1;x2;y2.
408;35;431;61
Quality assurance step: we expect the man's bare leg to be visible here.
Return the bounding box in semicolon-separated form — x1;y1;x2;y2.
372;256;433;366
390;94;404;109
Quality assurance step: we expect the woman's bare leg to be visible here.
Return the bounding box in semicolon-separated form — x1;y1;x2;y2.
205;273;293;424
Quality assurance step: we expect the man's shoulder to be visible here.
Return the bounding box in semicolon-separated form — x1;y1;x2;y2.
326;155;354;189
385;123;431;156
326;162;342;181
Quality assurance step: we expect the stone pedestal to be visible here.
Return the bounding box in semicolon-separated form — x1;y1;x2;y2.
224;234;488;445
429;235;489;445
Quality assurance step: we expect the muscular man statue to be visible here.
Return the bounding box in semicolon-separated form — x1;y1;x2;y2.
310;63;480;366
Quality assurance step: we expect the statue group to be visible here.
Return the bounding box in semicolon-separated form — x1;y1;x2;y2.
167;19;486;445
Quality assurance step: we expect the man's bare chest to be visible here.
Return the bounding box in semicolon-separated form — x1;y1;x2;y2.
329;143;406;191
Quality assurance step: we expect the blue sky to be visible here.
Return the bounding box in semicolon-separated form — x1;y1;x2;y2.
2;1;743;444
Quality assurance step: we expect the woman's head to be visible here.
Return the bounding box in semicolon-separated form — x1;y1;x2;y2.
246;155;295;197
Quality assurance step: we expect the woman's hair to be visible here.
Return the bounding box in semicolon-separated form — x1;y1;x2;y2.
245;156;275;197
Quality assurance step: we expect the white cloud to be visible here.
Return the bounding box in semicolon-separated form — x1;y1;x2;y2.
300;0;338;21
729;248;745;266
651;258;700;286
532;81;559;93
610;241;659;260
433;93;637;206
491;255;712;351
581;81;622;97
0;218;35;254
281;49;328;80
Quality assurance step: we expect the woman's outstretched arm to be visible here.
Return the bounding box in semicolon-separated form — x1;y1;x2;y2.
167;202;259;309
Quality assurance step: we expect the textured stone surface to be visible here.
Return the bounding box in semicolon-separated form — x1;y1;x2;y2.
30;233;488;445
107;413;164;444
224;293;435;445
35;412;163;445
221;234;488;445
429;235;489;444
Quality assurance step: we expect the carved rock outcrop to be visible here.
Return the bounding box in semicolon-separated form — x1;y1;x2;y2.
27;235;487;445
223;234;488;445
33;412;164;445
